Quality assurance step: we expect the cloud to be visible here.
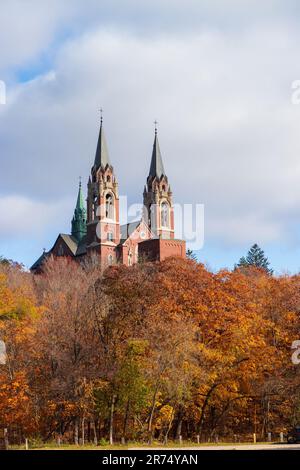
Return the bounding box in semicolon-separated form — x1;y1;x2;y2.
0;195;72;240
2;2;300;266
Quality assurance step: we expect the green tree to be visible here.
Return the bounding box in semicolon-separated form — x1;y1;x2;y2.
115;340;150;441
236;243;273;274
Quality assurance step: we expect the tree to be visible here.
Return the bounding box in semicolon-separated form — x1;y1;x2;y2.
236;244;273;274
186;249;197;262
2;254;300;444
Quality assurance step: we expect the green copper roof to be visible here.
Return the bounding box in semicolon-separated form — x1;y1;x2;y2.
76;182;85;211
149;132;165;179
72;182;87;242
94;121;111;169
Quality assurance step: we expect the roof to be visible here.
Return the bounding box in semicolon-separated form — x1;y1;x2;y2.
75;182;85;212
94;121;111;170
120;220;141;242
149;132;165;179
59;234;78;255
30;233;88;271
30;251;49;271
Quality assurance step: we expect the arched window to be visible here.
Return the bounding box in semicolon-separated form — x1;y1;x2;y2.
128;249;133;266
108;254;113;266
93;194;98;220
161;202;169;227
107;175;111;183
105;193;114;219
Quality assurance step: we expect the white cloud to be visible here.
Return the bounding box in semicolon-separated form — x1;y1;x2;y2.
2;3;300;259
0;195;72;240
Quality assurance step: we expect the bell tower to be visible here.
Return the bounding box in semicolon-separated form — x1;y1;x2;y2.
143;124;174;239
86;114;120;264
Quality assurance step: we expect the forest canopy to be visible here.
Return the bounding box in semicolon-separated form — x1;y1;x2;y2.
0;256;300;445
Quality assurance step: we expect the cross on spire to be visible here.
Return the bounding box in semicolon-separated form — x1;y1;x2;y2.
149;120;165;179
79;176;82;188
94;108;111;169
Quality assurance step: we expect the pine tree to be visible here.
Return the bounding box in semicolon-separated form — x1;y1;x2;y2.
236;244;273;274
186;249;197;262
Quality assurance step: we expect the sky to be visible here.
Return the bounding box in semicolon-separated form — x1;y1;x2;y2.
2;0;300;273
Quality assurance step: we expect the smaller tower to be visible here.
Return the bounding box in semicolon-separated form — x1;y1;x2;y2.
71;179;87;242
143;123;174;239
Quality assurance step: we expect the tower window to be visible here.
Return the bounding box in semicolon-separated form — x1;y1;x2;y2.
93;194;98;220
107;232;113;241
161;202;169;227
107;175;111;182
105;193;114;219
162;185;166;191
108;254;113;266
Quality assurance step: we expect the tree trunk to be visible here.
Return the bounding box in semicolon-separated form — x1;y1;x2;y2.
148;384;160;442
82;417;85;446
175;406;183;440
122;400;130;442
163;407;175;444
92;419;98;445
109;395;116;445
74;418;79;445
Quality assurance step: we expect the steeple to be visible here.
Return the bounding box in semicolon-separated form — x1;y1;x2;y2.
94;113;111;170
71;180;87;242
148;124;165;179
86;113;120;256
143;123;174;239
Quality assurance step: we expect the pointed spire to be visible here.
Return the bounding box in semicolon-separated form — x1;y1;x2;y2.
76;177;85;211
149;121;165;179
72;179;87;242
94;110;111;170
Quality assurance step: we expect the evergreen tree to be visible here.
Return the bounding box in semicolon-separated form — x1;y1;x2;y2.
0;256;9;265
186;249;197;262
236;244;273;274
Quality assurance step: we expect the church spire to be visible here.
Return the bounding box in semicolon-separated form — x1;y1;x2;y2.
143;123;174;239
71;179;87;242
94;111;111;170
149;122;165;179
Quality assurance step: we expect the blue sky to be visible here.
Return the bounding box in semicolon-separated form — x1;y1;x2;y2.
2;0;300;273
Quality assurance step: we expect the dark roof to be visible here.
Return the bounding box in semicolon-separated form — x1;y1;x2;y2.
149;133;165;179
30;251;49;271
30;233;80;271
94;121;111;170
59;234;78;255
120;220;141;242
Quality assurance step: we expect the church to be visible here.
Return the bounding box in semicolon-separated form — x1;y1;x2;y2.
31;118;186;272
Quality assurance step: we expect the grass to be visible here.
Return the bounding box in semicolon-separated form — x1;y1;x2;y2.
9;440;277;451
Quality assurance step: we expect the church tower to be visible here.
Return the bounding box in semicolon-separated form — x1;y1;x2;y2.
71;180;87;242
86;115;120;264
143;126;174;239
